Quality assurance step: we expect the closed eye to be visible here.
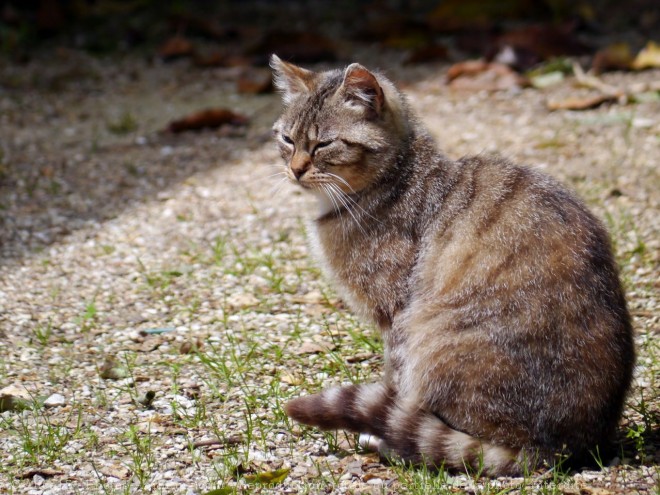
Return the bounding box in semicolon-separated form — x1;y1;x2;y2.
282;134;294;145
312;140;333;155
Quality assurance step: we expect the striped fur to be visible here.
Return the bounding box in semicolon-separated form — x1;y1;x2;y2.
286;384;541;476
271;56;635;477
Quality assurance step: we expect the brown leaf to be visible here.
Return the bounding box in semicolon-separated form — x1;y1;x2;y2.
17;468;64;479
192;51;251;68
237;69;273;94
167;109;249;133
158;35;194;60
447;60;529;91
547;94;618;111
294;341;336;355
592;43;633;74
99;464;131;480
346;352;376;363
579;487;611;495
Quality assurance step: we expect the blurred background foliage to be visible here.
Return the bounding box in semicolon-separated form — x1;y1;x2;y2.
1;0;658;63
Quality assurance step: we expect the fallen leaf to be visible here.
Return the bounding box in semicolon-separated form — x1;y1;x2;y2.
193;52;251;68
447;60;529;91
547;94;618;111
17;468;64;479
158;35;194;60
592;42;634;73
201;488;234;495
237;68;273;94
346;352;376;363
294;341;336;355
167;109;249;133
579;487;611;495
193;435;242;449
99;464;131;480
631;41;660;70
244;467;290;485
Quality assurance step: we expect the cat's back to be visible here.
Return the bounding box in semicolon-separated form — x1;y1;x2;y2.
403;153;634;451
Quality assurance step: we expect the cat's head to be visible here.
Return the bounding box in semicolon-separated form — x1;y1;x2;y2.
270;55;410;201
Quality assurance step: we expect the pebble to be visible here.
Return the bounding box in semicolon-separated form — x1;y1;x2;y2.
43;393;66;408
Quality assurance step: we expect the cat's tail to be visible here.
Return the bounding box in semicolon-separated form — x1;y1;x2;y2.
285;383;542;477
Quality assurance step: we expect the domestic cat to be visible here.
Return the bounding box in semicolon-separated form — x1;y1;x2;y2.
270;54;635;476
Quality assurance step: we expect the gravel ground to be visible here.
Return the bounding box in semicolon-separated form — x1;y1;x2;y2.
0;50;658;494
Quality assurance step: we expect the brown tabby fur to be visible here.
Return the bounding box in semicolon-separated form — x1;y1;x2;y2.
270;54;635;476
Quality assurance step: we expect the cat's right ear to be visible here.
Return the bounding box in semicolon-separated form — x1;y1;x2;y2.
270;54;316;105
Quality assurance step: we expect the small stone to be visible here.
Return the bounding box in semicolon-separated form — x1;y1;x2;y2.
43;393;66;408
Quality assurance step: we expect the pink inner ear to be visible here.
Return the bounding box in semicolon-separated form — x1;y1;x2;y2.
344;66;384;112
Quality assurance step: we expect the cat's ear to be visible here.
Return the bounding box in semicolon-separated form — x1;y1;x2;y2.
270;54;316;105
341;63;384;117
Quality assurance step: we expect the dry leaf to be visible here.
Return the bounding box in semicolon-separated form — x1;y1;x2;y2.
99;464;131;480
17;468;65;479
631;41;660;70
346;352;376;363
547;94;618;111
237;69;273;94
579;487;611;495
447;60;528;91
158;35;194;60
294;341;336;355
592;42;633;73
244;467;290;485
167;109;249;133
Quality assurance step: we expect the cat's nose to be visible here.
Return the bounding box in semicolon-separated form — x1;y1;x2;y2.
291;152;312;180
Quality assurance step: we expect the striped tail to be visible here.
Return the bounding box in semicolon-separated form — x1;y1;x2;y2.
285;383;542;477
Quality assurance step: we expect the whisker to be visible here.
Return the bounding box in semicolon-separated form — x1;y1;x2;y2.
321;184;348;242
325;173;383;225
326;182;368;238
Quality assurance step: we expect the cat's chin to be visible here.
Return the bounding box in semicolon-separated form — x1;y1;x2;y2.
309;189;336;217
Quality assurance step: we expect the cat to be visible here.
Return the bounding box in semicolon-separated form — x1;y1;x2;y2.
269;54;635;476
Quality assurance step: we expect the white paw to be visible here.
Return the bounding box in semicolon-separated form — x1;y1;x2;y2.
358;433;382;452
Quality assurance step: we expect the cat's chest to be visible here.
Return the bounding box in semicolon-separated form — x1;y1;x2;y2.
307;217;415;325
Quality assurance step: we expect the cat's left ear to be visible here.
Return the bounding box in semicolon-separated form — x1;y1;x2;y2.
341;63;384;117
270;54;316;105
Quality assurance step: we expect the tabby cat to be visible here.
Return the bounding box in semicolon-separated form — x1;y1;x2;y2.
270;54;635;476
